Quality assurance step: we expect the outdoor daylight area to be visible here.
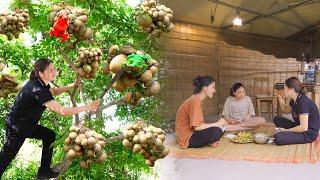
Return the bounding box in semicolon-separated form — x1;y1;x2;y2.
0;0;320;180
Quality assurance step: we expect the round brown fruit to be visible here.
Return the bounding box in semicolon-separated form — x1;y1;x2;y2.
119;45;137;55
123;92;133;104
149;81;160;95
133;144;142;153
64;137;72;144
75;151;83;157
69;132;77;140
78;133;87;140
86;159;94;166
103;63;110;75
67;149;76;160
74;144;82;152
94;144;102;152
122;75;138;87
87;137;97;146
149;66;158;75
140;70;152;82
75;137;82;144
139;135;148;144
92;61;99;69
161;148;170;157
127;130;135;137
122;139;131;147
145;159;153;166
83;64;92;73
133;135;140;143
85;131;94;138
63;145;71;152
158;134;166;142
80;161;88;169
97;152;107;162
97;140;106;147
95;134;104;140
109;54;127;74
81;138;88;147
112;80;126;92
144;80;153;88
155;138;163;147
145;132;153;139
108;45;120;56
86;149;94;157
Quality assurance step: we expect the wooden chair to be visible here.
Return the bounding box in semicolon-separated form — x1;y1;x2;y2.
254;77;275;120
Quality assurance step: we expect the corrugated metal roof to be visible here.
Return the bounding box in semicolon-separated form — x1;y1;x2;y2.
162;0;320;40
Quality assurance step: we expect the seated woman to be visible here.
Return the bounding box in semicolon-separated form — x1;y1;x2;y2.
175;76;227;148
274;77;320;145
222;83;265;132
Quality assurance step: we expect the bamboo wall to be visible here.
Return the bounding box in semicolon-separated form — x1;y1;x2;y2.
161;22;301;121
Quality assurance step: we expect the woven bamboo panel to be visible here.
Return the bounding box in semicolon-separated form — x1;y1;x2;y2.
161;22;301;120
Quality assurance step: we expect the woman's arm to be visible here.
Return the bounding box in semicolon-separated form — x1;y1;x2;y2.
280;114;308;133
50;84;75;96
222;98;237;124
44;100;99;116
222;115;237;125
194;122;222;131
277;95;291;113
50;79;81;96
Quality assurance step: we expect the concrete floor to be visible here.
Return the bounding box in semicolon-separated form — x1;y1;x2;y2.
155;123;320;180
156;157;320;180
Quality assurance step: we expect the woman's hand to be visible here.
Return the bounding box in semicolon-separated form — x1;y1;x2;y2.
228;119;237;125
277;94;285;104
243;114;251;122
86;100;100;111
72;78;82;90
278;127;287;132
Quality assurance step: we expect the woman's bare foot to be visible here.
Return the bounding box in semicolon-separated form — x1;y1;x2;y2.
210;141;220;148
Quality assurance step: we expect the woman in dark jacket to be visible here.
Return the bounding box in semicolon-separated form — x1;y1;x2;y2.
274;77;320;145
0;58;100;179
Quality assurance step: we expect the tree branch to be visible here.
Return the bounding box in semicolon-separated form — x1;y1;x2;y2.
57;46;81;123
100;98;124;111
96;69;125;114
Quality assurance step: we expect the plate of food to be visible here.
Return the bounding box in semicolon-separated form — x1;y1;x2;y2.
231;131;254;144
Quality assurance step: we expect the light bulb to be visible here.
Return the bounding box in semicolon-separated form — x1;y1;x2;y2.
232;16;242;26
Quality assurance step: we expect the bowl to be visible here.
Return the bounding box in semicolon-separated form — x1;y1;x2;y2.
253;133;269;144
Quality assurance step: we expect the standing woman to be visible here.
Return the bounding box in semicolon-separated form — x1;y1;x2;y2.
0;58;100;179
222;83;265;131
274;77;320;145
175;75;227;148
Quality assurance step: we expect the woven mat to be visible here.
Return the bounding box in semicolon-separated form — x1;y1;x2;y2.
168;124;320;163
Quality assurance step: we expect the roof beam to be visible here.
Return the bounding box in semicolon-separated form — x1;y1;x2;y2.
208;0;313;30
286;22;320;40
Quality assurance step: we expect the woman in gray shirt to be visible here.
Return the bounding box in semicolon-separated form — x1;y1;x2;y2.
222;83;266;131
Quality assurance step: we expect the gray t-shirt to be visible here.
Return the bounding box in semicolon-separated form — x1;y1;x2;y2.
222;96;255;121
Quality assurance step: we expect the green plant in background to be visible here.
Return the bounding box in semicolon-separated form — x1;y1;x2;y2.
0;0;169;179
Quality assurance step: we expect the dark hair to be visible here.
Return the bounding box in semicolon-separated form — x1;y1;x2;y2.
285;77;305;94
29;58;53;80
193;75;215;94
230;82;245;97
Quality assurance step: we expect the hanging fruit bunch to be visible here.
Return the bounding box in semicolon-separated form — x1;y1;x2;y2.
135;0;174;37
0;60;23;98
75;47;103;79
64;125;107;169
103;45;161;106
48;4;93;42
122;121;170;167
0;9;29;40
